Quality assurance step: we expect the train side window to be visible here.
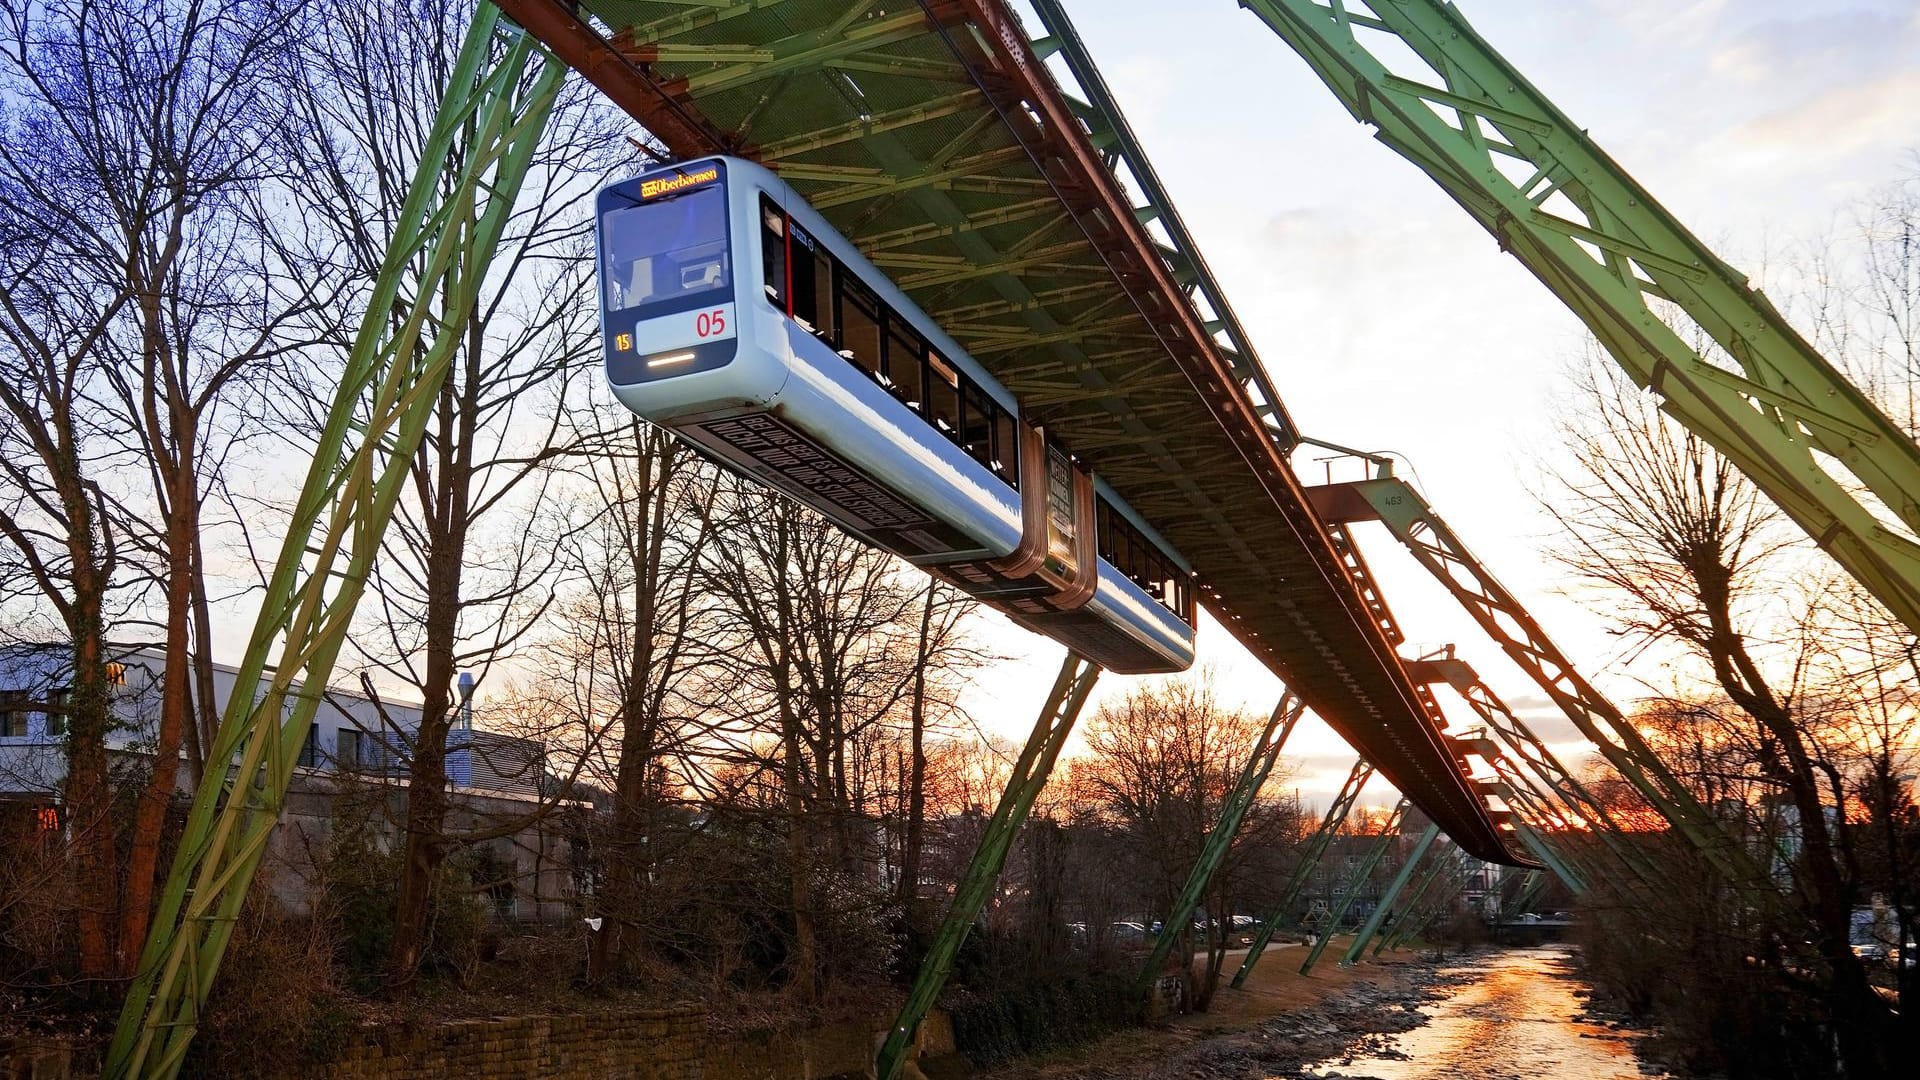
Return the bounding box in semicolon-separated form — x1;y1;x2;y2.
791;224;833;340
1096;494;1193;624
838;272;883;381
960;383;994;467
811;243;835;340
927;351;960;434
760;197;787;310
885;318;925;410
994;412;1020;489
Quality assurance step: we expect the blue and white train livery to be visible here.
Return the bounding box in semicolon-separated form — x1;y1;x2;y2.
596;155;1195;674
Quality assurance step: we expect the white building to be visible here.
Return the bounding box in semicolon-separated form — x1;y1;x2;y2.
0;643;584;922
0;643;546;797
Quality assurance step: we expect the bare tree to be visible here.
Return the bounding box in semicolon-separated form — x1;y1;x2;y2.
895;579;969;910
1857;167;1919;431
1072;674;1285;1008
0;0;312;982
697;478;981;1001
532;407;720;980
272;0;624;995
1546;355;1901;1075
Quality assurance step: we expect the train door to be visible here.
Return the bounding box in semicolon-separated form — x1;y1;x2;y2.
975;426;1096;611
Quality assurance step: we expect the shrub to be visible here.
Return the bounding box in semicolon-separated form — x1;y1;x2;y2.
948;972;1134;1065
182;886;352;1079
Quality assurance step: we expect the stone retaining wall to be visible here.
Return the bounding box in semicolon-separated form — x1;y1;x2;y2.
4;1005;960;1079
294;1005;955;1080
305;1006;705;1080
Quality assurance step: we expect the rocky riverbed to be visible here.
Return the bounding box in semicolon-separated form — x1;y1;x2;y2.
980;946;1668;1080
978;954;1468;1079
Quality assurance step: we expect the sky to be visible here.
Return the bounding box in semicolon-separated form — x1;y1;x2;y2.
952;0;1920;814
164;0;1920;821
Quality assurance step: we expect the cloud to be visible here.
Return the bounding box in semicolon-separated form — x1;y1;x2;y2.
1724;70;1920;163
1592;0;1731;46
1705;11;1915;84
1502;692;1558;715
1520;714;1593;748
1287;751;1365;775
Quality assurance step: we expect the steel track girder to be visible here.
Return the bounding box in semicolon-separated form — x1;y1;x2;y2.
1305;468;1771;891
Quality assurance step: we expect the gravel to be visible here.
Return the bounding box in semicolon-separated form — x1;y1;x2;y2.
986;958;1468;1080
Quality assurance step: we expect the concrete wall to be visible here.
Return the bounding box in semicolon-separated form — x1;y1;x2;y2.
264;770;587;923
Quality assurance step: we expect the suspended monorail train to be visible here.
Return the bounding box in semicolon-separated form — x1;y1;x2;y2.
595;156;1196;674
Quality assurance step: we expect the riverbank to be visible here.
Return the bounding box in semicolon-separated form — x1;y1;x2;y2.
975;938;1462;1079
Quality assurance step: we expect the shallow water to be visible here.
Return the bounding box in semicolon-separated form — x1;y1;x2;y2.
1302;946;1651;1080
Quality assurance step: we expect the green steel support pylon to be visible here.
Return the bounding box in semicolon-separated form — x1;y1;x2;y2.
1386;858;1472;951
877;653;1101;1080
1134;693;1304;997
1340;820;1439;966
1401;858;1476;949
1372;852;1449;957
1513;820;1586;896
1232;757;1376;988
1413;654;1672;893
106;9;562;1077
1302;453;1767;892
1244;0;1920;631
1300;799;1408;975
1511;870;1549;917
1492;767;1633;897
1485;865;1521;920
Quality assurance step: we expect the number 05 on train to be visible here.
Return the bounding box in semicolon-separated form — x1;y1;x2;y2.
595;156;1197;674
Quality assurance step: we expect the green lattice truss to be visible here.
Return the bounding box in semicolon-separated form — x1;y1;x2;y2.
1243;0;1920;634
106;8;563;1077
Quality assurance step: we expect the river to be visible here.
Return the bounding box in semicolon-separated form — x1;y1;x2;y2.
1302;945;1653;1080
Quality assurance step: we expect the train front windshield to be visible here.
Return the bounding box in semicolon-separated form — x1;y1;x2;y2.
600;171;731;314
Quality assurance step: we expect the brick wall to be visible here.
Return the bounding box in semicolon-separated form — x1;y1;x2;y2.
302;1006;704;1080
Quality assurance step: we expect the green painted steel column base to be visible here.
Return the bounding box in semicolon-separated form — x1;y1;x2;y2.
876;652;1100;1080
1133;694;1301;999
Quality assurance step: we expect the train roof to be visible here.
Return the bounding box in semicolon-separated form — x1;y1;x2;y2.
506;0;1519;863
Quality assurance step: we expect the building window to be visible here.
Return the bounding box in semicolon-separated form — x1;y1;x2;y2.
45;688;69;737
297;725;318;768
0;691;28;738
336;729;362;770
